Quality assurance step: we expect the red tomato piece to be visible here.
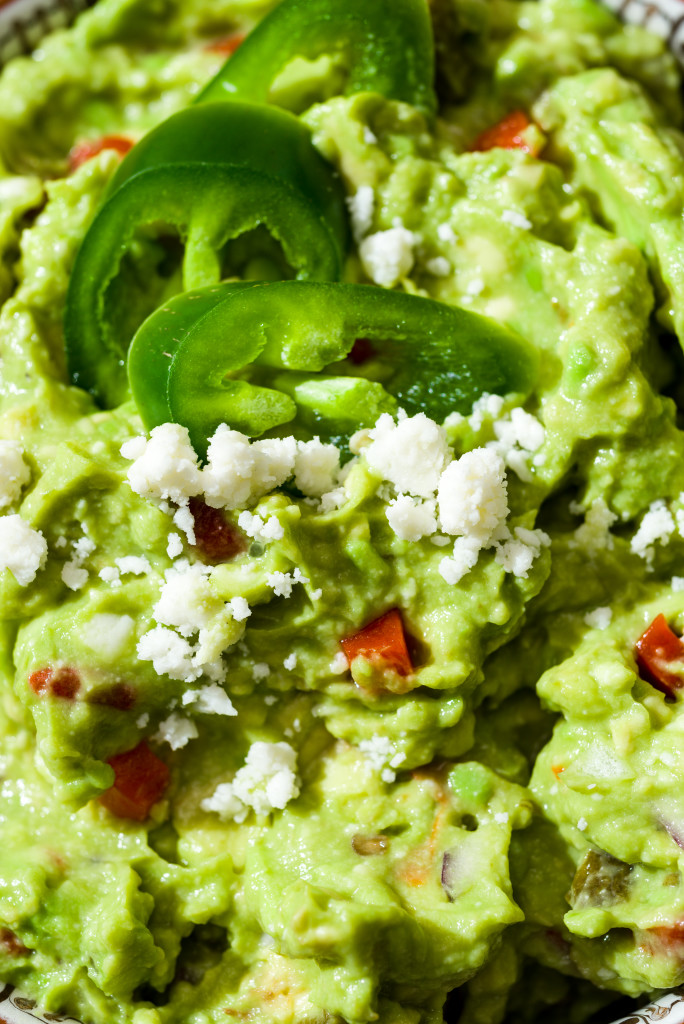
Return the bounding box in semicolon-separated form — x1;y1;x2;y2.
635;613;684;699
349;338;375;365
28;666;80;699
88;682;137;710
100;742;170;822
470;110;539;155
0;928;31;957
205;33;245;55
341;608;413;677
69;134;133;172
189;497;246;564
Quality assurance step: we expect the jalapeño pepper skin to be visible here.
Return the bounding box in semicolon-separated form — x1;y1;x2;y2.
197;0;436;118
64;103;347;408
128;281;537;457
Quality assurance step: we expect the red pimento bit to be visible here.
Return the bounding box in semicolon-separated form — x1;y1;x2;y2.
204;32;245;55
100;742;170;822
68;134;133;172
348;338;375;365
470;110;540;156
0;927;31;957
189;497;246;564
635;613;684;700
341;608;414;678
28;666;80;699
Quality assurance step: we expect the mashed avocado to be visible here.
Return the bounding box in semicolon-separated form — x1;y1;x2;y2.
1;1;684;1022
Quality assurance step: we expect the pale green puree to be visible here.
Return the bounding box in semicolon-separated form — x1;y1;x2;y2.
1;1;684;1022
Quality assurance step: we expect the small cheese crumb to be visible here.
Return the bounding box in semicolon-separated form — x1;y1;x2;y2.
0;442;31;508
631;499;676;563
61;562;88;590
359;226;415;288
183;683;237;716
425;256;451;277
493;812;510;824
358;735;403;783
437;223;456;242
267;567;309;598
228;596;251;622
577;817;588;832
252;662;271;681
494;526;550;578
672;576;684;592
355;412;452;498
154;564;220;637
501;209;532;230
137;626;201;681
201;741;299;821
572;499;617;553
584;607;612;630
115;555;151;576
98;566;121;588
438;448;508;543
202;427;296;510
346;184;375;242
438;536;481;585
167;533;183;559
122;424;203;504
0;515;47;586
386;495;437;541
283;653;297;671
330;651;349;674
154;712;198;750
237;511;284;543
294;439;340;498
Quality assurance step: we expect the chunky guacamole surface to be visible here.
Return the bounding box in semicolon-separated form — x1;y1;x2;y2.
1;1;684;1022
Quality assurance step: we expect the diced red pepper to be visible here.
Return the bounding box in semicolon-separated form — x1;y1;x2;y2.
341;608;413;677
642;922;684;960
189;497;246;564
635;614;684;700
69;134;133;172
28;666;80;699
0;927;31;957
100;741;170;822
349;338;375;365
470;111;539;156
204;33;245;56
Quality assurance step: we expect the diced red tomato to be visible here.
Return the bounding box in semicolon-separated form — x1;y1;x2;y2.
470;110;539;156
642;922;684;961
635;613;684;700
189;497;246;564
88;682;137;710
28;666;80;699
349;338;375;365
341;608;414;677
204;32;245;55
0;927;31;957
68;134;133;172
100;742;170;822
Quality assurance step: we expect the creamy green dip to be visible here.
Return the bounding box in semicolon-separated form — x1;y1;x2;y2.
1;1;684;1022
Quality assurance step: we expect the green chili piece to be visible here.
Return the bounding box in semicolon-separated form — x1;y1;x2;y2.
197;0;436;118
127;281;537;457
65;103;348;407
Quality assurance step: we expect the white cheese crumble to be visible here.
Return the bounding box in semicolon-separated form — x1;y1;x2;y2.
294;439;340;498
438;448;508;543
122;424;203;504
137;626;201;682
98;566;121;588
358;734;405;783
115;555;151;576
437;223;456;242
572;498;617;552
252;662;270;681
201;741;299;822
353;412;452;498
330;651;349;674
359;226;415;288
182;683;237;716
584;607;613;630
577;817;588;832
266;567;309;598
501;209;532;231
202;427;296;510
346;184;374;242
386;495;437;542
493;812;510;824
631;499;677;562
489;408;545;482
153;563;220;637
494;526;550;579
166;533;183;559
425;256;451;277
0;515;47;586
61;562;88;590
228;596;251;622
283;653;298;671
154;712;199;750
438;536;481;585
672;576;684;592
467;393;505;433
237;510;284;543
0;441;30;508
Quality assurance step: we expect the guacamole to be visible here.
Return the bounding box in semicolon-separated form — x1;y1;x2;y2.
1;0;684;1022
